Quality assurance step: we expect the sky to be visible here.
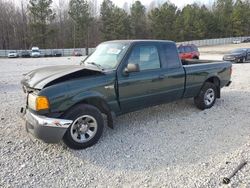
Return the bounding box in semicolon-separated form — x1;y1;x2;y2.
109;0;214;8
10;0;215;9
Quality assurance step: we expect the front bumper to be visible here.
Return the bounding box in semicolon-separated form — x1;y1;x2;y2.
223;57;241;63
21;108;73;143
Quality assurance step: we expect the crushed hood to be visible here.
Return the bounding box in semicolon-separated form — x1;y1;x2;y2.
21;65;104;89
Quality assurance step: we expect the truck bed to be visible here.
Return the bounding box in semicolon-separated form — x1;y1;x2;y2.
182;60;232;98
182;59;222;65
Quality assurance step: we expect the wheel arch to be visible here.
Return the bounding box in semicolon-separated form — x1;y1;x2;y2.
204;76;221;98
62;96;114;129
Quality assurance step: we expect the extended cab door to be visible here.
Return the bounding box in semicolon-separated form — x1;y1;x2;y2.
117;42;185;113
158;42;185;101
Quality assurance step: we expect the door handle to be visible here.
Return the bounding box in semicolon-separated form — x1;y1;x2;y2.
152;75;166;82
159;75;165;79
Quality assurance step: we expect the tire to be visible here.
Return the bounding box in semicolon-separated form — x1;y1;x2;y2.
241;57;246;63
194;82;217;110
62;104;104;149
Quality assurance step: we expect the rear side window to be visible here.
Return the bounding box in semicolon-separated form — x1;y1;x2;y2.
163;43;181;69
128;45;161;71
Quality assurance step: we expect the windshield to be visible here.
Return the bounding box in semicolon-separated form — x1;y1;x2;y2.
32;50;39;53
231;49;246;53
84;42;129;70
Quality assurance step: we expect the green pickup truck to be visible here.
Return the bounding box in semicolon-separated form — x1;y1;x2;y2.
21;40;232;149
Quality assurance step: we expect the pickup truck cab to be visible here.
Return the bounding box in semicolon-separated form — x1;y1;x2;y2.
21;40;232;149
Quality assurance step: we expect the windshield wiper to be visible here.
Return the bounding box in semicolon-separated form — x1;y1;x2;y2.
85;62;105;71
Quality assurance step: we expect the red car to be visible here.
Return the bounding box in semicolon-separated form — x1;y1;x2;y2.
178;44;200;60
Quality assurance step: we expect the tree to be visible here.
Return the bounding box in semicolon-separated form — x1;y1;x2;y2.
130;1;147;39
88;0;101;46
28;0;56;48
180;4;207;40
148;2;178;40
199;5;220;39
69;0;92;54
232;0;250;36
1;0;250;50
213;0;234;37
112;7;130;39
100;0;130;41
174;10;185;41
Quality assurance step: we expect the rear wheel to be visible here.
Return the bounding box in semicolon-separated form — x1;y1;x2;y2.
62;104;104;149
194;82;217;110
241;57;246;63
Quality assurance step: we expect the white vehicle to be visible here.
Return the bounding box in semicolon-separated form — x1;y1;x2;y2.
8;51;19;58
31;47;41;57
232;40;241;44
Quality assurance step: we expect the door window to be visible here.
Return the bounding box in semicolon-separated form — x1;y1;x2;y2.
128;45;161;71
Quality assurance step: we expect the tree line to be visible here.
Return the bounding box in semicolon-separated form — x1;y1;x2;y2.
0;0;250;51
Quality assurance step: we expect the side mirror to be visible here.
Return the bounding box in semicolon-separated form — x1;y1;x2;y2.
124;63;140;75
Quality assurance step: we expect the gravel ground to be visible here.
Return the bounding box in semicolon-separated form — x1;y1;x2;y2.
0;44;250;187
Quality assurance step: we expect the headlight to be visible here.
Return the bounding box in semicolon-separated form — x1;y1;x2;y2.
28;94;50;111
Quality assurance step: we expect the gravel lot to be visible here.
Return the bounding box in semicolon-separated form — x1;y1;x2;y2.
0;44;250;187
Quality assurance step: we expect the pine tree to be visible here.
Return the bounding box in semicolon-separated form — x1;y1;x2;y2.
148;2;177;40
232;0;249;36
130;1;147;39
213;0;234;37
28;0;55;48
69;0;92;54
100;0;130;41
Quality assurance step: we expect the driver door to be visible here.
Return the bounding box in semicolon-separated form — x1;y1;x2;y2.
117;43;164;113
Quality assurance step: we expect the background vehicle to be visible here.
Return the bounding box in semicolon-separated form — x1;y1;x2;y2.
232;39;241;44
53;50;62;57
21;51;30;58
72;49;83;56
44;52;53;57
21;40;232;149
242;38;250;43
31;47;41;57
44;50;62;57
8;51;19;58
223;48;250;63
178;44;200;60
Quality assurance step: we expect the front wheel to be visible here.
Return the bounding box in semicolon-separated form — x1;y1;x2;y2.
62;104;104;149
194;82;217;110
